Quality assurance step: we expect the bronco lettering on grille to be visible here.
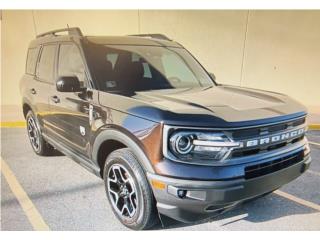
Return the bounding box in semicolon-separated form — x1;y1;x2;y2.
243;128;305;148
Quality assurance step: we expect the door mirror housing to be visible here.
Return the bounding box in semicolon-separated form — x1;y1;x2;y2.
56;76;82;92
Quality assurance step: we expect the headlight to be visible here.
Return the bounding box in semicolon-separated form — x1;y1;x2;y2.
170;133;195;154
164;126;242;164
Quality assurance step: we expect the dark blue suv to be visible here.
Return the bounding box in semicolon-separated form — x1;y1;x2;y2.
20;28;311;230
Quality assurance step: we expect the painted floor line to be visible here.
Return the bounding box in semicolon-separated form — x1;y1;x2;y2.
307;170;320;177
308;124;320;130
0;121;26;128
309;141;320;147
1;158;50;231
274;190;320;211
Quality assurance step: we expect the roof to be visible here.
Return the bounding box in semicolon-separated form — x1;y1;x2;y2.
28;35;73;48
28;34;183;49
86;36;182;48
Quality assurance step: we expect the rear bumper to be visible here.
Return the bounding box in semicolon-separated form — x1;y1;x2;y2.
148;154;311;223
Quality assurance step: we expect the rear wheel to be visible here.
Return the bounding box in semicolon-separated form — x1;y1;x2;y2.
26;111;53;156
103;148;159;230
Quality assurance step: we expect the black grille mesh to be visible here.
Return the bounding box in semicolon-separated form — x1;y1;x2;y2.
232;117;306;140
244;150;304;179
230;117;306;158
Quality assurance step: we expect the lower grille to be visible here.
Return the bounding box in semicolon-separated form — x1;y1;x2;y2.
244;150;304;179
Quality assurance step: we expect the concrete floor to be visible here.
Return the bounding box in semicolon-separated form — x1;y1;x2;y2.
1;128;320;230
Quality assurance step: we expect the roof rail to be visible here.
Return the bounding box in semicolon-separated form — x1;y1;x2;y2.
37;27;83;38
128;34;171;41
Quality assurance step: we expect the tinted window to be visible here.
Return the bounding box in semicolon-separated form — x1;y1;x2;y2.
85;44;214;93
37;45;56;83
58;44;87;87
26;48;39;75
106;53;118;69
162;53;198;84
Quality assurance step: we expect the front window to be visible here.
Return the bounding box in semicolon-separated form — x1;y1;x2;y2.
58;44;87;87
85;44;214;93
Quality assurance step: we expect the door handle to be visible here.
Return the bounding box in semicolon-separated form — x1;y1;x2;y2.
83;106;90;113
51;95;60;103
30;88;37;95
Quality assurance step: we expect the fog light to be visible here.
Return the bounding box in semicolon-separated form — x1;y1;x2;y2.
177;189;187;198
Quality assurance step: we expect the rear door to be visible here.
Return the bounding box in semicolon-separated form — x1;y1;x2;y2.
32;44;57;134
48;43;93;158
21;47;41;116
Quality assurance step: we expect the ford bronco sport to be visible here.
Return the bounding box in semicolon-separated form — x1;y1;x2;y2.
20;27;311;230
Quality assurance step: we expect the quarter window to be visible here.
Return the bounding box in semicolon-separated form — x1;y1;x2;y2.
26;48;39;75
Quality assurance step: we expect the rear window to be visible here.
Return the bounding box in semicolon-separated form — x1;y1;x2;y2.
36;45;57;83
26;48;39;75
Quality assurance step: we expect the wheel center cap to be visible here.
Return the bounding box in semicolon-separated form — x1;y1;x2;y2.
119;185;129;197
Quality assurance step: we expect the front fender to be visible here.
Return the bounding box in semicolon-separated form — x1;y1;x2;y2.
91;128;155;174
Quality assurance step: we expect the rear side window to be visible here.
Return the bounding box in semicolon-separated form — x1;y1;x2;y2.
58;44;87;87
36;45;57;83
26;48;39;75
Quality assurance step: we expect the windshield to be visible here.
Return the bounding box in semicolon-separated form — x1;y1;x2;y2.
85;43;215;93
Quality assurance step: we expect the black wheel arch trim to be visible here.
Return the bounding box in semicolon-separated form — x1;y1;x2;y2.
22;98;35;118
91;128;155;174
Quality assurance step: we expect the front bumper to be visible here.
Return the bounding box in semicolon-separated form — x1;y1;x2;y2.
148;154;311;223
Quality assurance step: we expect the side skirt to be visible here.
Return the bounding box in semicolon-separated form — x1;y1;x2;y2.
43;133;101;178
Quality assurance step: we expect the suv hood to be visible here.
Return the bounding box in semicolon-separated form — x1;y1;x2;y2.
101;85;307;128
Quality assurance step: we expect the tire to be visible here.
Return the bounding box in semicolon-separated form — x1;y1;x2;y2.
103;148;159;230
26;110;54;156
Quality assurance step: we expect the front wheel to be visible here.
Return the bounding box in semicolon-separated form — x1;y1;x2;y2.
103;148;159;230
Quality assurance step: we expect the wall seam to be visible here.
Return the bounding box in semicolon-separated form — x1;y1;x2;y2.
137;10;141;34
31;10;38;37
240;10;250;87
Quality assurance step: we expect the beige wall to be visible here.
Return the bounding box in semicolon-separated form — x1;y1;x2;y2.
1;10;319;117
242;11;320;108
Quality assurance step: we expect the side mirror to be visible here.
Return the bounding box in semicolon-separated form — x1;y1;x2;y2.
56;76;82;92
209;72;216;81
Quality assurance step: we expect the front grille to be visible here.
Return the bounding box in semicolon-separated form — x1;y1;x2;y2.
229;117;306;158
232;117;306;140
231;135;304;158
244;150;304;179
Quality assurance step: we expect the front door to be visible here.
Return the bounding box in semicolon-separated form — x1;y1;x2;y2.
48;43;93;158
